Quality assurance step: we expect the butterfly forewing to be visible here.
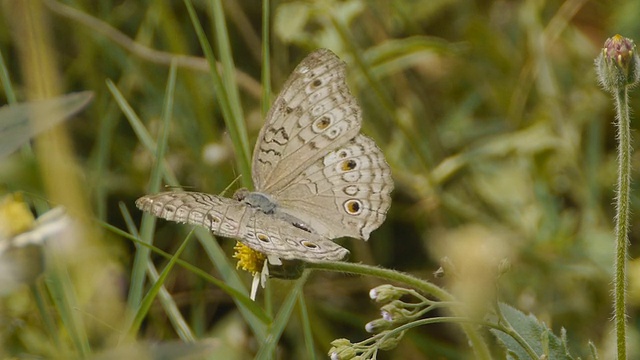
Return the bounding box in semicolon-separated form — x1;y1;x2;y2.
136;192;244;238
252;49;362;192
136;192;349;262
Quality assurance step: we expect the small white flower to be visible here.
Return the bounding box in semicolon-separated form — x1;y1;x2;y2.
12;207;69;248
369;288;378;300
0;198;72;295
250;273;260;301
364;321;376;333
250;257;271;301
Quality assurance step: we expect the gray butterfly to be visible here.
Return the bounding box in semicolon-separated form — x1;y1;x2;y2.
136;49;393;263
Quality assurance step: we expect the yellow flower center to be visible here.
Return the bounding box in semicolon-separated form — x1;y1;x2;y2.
0;193;35;239
233;242;266;275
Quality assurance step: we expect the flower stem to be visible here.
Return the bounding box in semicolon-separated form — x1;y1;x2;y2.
595;35;639;359
614;86;631;360
308;261;492;360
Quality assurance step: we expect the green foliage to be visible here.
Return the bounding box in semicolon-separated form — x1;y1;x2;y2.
491;303;575;360
0;0;636;359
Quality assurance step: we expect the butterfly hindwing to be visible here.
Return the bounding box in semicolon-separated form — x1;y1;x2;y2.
272;135;393;240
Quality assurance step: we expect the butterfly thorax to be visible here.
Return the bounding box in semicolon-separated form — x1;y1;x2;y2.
238;190;277;214
234;188;315;234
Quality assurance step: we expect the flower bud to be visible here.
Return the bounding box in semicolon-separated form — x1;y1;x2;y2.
378;330;406;351
380;300;411;322
365;318;391;333
596;34;640;92
330;338;351;347
381;310;393;322
328;345;356;360
369;284;403;303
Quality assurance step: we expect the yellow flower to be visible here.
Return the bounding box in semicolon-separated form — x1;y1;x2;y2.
233;242;270;301
233;242;266;275
0;193;35;240
0;193;71;295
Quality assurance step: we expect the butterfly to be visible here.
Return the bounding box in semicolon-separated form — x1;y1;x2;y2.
136;49;393;263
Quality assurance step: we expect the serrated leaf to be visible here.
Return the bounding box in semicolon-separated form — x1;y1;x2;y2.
490;303;574;360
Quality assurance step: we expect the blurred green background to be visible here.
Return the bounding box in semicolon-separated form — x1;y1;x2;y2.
0;0;638;358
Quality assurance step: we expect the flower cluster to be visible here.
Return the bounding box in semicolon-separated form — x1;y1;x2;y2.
328;330;406;360
328;284;438;359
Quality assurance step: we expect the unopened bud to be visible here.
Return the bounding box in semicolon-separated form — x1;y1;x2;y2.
365;318;391;333
330;338;351;347
380;301;411;322
329;341;356;360
378;330;406;351
369;284;403;303
596;34;640;92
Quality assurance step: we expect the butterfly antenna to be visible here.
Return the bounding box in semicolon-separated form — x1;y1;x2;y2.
218;174;243;196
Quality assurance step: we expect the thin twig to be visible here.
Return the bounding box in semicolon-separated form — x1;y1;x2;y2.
42;0;262;99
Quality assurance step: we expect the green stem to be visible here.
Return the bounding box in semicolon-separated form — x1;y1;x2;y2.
614;87;631;360
308;261;492;360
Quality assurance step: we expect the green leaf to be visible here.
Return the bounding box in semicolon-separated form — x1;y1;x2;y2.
490;303;575;360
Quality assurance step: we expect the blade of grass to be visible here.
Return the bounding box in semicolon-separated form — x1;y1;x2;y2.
45;254;91;357
184;0;251;187
120;202;195;342
126;229;192;337
209;0;246;143
261;0;271;118
105;79;180;187
298;292;317;360
102;221;270;323
255;271;311;360
125;60;178;313
329;16;395;131
31;282;62;351
0;49;17;104
89;101;120;221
